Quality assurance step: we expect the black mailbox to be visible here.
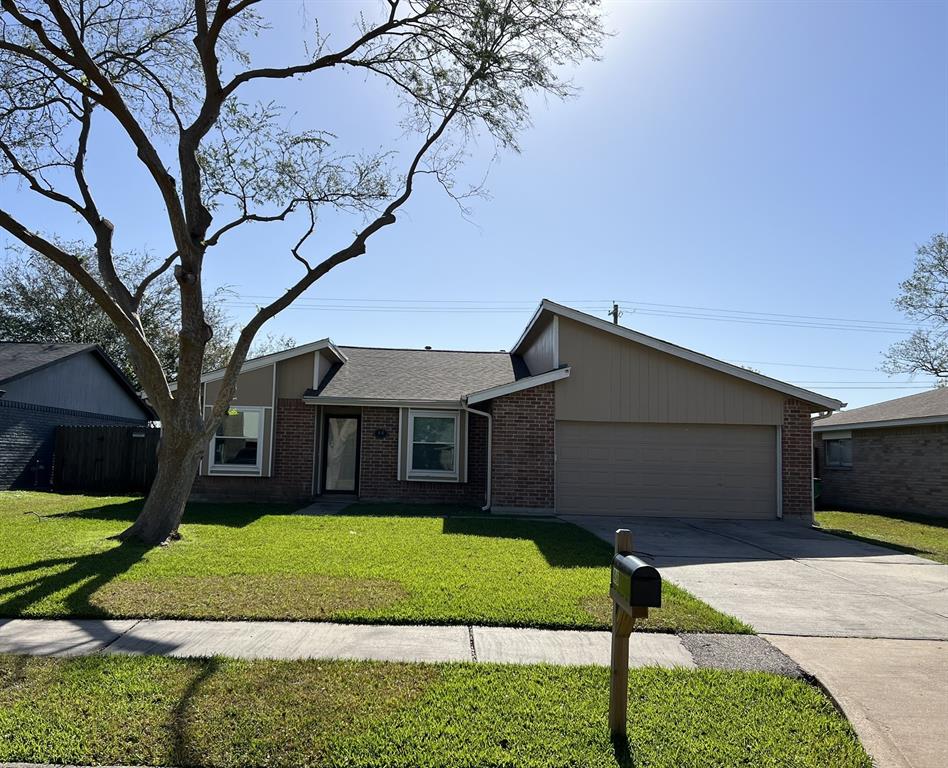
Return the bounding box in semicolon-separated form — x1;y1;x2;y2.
610;554;661;609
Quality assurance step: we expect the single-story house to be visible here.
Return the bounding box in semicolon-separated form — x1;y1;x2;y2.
192;300;842;520
0;343;154;489
813;387;948;518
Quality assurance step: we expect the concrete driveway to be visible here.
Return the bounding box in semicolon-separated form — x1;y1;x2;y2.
563;515;948;639
563;515;948;768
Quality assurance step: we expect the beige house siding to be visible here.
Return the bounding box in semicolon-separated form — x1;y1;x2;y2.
555;316;785;425
520;315;558;375
276;352;316;398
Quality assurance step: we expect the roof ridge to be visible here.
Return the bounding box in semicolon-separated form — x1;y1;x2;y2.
339;345;511;355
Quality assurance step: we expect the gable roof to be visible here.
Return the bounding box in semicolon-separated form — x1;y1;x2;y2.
198;338;347;384
513;300;845;412
0;342;153;416
306;346;528;405
0;342;97;385
813;387;948;431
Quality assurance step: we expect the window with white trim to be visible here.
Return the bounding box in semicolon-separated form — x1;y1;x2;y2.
408;410;458;478
824;438;852;468
211;407;263;472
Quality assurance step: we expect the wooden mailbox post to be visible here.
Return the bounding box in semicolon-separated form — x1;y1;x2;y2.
609;528;662;740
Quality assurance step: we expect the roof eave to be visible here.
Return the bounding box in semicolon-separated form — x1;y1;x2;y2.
464;366;571;405
302;395;462;408
813;414;948;432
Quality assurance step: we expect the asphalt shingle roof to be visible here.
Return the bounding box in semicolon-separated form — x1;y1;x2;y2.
311;346;527;402
813;387;948;428
0;342;96;385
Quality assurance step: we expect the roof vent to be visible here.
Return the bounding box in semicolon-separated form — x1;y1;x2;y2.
424;345;432;350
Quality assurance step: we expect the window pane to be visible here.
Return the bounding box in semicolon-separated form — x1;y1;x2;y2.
840;439;852;466
214;437;258;466
216;410;260;439
413;416;455;444
412;443;455;472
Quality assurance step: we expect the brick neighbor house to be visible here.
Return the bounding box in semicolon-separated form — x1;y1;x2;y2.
813;388;948;518
190;300;842;520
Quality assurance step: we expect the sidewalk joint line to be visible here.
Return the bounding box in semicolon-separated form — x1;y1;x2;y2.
97;619;142;654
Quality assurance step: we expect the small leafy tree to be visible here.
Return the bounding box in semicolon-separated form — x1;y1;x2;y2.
883;234;948;385
0;1;603;543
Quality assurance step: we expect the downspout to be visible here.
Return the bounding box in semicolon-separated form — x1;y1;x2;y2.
461;398;492;511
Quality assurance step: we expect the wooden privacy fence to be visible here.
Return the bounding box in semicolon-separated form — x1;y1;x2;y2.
54;425;160;493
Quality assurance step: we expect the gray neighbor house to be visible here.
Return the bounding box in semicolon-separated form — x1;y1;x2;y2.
813;387;948;518
0;343;153;490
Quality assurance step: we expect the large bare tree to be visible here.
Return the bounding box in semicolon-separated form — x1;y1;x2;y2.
0;0;602;544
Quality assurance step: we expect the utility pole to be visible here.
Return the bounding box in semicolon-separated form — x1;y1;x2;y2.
610;301;620;325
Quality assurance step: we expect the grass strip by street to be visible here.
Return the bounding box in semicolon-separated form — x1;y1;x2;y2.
815;508;948;564
0;492;749;633
0;654;870;768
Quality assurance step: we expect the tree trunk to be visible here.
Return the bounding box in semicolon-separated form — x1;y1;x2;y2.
116;428;204;545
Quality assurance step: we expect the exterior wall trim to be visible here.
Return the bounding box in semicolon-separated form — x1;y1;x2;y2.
305;396;459;408
466;366;570;405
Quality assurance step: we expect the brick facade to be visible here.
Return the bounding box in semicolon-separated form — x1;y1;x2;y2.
781;398;814;518
816;424;948;518
191;398;316;503
358;407;488;505
489;383;555;512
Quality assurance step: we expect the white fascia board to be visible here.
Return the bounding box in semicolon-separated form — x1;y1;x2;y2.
464;366;571;405
199;338;346;384
813;415;948;432
515;299;844;412
302;396;460;409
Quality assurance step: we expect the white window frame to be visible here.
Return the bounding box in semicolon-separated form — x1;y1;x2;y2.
407;409;459;480
209;406;265;475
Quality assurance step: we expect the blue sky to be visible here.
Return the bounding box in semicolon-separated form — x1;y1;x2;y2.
2;1;946;408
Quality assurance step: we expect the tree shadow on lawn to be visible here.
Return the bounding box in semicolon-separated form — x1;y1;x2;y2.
0;540;150;618
440;516;611;569
40;497;288;529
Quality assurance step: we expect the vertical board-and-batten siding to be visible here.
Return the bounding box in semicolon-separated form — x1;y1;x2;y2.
554;317;785;425
519;315;558;375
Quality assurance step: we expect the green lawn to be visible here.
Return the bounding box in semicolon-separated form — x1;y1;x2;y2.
0;654;870;768
0;492;748;632
816;508;948;564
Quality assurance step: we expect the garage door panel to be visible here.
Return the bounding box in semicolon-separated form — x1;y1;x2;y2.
556;421;777;518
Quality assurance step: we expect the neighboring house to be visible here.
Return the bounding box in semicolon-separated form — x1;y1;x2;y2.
813;388;948;518
0;343;153;490
191;300;841;520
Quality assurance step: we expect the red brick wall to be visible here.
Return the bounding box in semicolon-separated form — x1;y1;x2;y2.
782;398;813;518
358;407;487;505
816;424;948;518
490;383;555;512
191;398;316;503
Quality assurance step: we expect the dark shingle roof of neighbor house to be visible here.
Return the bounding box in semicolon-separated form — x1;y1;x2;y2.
0;342;98;385
813;387;948;429
309;346;529;402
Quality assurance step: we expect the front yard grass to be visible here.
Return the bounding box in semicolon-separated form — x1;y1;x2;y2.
0;492;749;632
0;654;870;768
815;508;948;564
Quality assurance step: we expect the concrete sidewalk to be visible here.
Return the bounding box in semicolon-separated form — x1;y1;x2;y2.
0;618;696;668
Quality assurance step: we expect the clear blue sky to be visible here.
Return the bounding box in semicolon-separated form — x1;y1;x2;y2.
2;1;946;409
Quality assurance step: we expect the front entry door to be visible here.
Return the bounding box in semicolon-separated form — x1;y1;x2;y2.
324;416;359;493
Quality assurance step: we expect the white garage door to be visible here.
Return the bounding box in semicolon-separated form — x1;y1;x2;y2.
556;421;777;518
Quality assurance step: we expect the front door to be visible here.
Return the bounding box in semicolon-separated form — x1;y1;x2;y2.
324;416;359;493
